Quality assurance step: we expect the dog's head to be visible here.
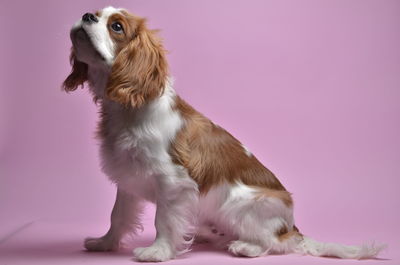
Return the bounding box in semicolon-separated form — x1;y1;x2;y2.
63;6;168;107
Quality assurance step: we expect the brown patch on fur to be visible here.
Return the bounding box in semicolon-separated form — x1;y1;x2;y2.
276;225;303;242
276;226;288;237
62;49;88;91
278;230;302;242
254;187;293;207
170;97;288;194
105;11;168;108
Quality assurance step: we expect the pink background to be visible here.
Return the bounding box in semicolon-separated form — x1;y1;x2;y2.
1;0;399;264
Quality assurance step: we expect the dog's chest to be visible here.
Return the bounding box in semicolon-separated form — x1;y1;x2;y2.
99;95;183;198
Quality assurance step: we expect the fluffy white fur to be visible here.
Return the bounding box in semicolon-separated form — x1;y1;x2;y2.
67;6;385;262
90;81;199;261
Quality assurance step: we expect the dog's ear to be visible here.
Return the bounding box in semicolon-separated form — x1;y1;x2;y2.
106;19;168;108
62;49;88;92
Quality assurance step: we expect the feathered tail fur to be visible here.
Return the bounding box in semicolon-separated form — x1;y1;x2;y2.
293;235;386;259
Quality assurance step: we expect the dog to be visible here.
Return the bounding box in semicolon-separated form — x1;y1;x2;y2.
63;6;385;262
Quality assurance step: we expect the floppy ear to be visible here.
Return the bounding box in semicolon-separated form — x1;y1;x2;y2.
106;20;168;108
62;49;88;92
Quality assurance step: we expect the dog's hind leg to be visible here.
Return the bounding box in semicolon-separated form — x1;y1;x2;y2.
220;182;297;257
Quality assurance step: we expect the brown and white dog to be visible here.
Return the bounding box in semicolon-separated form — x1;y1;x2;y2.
63;6;384;262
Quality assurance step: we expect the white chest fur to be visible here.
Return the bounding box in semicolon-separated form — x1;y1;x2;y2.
99;85;185;201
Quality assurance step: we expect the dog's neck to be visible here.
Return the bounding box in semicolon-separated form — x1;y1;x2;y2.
87;66;111;101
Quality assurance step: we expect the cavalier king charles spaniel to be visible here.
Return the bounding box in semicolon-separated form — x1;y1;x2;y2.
63;6;384;262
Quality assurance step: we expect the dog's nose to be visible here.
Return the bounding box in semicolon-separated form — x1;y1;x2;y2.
82;13;98;23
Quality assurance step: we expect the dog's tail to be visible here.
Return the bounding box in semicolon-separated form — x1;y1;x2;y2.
291;233;386;259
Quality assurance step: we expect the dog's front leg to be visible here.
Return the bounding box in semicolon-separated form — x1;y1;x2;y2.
84;187;143;251
133;178;198;262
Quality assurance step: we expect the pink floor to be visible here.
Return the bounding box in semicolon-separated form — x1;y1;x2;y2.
0;212;398;265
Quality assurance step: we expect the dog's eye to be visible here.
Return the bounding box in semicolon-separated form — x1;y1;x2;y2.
111;22;123;33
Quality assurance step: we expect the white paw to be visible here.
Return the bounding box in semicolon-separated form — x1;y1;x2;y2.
84;236;119;252
228;240;265;257
133;243;174;262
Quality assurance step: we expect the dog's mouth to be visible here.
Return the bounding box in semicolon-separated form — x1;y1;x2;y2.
74;28;90;42
70;27;105;63
70;27;90;47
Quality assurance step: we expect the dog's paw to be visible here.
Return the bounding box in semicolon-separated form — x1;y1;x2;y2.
84;236;119;252
228;240;265;257
133;243;174;262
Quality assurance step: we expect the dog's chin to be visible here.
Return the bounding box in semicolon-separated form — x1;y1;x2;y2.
71;28;106;67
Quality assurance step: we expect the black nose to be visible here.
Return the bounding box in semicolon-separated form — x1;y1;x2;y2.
82;13;98;23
